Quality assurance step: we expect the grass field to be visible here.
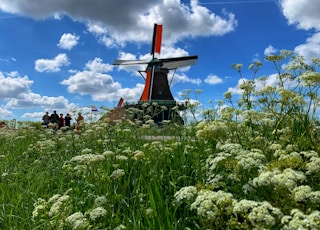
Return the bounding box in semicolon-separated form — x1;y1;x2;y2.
1;51;320;229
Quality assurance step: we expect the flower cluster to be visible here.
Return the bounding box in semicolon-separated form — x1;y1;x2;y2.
174;186;198;204
250;168;306;191
190;190;236;221
196;120;228;141
233;200;283;229
281;209;320;229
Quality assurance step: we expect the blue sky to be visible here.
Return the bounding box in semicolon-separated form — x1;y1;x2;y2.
0;0;319;122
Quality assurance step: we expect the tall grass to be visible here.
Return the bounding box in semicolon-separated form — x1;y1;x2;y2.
0;51;320;229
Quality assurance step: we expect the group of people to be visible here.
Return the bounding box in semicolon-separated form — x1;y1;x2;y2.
42;111;84;130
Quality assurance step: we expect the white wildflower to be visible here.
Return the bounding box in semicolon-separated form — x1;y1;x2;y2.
110;169;125;180
269;143;282;151
102;150;115;157
133;150;145;160
190;190;235;220
174;186;198;204
89;207;107;221
282;210;320;229
306;156;320;175
114;224;126;230
48;194;62;204
80;148;92;155
32;198;47;220
48;195;70;217
70;154;105;164
292;185;312;202
233;200;282;229
252;168;305;191
94;196;108;207
65;212;89;229
116;155;128;161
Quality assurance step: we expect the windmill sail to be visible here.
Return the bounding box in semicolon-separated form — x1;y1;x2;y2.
112;24;198;124
151;24;163;56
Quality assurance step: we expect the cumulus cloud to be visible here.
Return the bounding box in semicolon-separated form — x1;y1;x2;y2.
280;0;320;59
61;58;125;101
0;0;237;47
57;33;80;50
0;71;33;99
6;93;69;109
35;53;70;72
204;74;223;85
280;0;320;31
85;58;113;73
169;73;202;85
0;71;71;112
294;32;320;60
264;45;278;56
0;107;13;119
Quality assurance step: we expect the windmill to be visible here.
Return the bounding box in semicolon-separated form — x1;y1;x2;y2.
113;24;198;125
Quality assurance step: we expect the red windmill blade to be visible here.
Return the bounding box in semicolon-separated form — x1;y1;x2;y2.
151;24;163;57
113;23;198;103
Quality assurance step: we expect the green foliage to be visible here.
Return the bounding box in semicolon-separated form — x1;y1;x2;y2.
1;51;320;229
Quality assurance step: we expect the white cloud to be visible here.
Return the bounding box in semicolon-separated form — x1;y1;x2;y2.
57;33;80;50
61;71;120;96
6;93;70;109
264;45;278;56
0;71;33;99
87;21;108;35
0;107;13;118
0;0;237;47
35;53;70;72
294;32;320;60
204;74;223;85
85;58;113;73
61;58;123;101
280;0;320;59
169;73;201;85
280;0;320;31
0;71;72;113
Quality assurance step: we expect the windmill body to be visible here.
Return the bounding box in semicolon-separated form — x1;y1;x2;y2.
113;24;198;125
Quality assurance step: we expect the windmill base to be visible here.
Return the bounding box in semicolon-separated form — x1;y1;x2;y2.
124;101;185;125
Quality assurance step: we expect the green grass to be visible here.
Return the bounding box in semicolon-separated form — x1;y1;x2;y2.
1;51;320;229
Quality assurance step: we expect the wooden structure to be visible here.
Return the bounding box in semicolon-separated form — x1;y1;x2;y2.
113;24;198;125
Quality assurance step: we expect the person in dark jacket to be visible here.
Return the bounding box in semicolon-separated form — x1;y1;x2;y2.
65;113;72;128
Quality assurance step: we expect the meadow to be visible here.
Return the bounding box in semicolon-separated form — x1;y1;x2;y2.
1;51;320;229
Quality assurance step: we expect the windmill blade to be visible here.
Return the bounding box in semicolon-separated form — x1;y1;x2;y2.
113;59;149;66
159;55;198;69
150;24;163;56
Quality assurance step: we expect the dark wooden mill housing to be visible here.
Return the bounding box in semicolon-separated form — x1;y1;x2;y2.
113;24;198;124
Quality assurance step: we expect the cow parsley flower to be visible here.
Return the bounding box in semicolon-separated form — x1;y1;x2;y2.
281;209;320;229
190;190;236;220
65;212;89;229
269;143;282;151
174;186;198;204
305;156;320;175
102;150;115;157
70;154;105;164
292;185;312;202
48;195;70;217
32;198;47;220
89;207;107;221
94;196;108;207
110;169;125;180
252;168;305;191
115;155;128;161
233;200;282;229
133;150;145;160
